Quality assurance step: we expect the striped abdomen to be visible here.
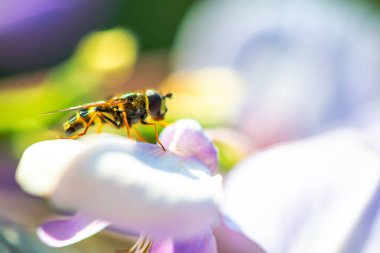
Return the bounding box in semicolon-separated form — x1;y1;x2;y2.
63;107;101;135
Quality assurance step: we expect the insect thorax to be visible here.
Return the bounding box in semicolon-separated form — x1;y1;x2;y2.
119;93;147;124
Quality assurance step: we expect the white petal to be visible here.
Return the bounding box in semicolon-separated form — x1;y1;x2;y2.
16;140;85;197
51;138;223;239
223;128;380;253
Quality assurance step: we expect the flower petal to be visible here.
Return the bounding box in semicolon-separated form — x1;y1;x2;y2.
173;230;217;253
213;221;265;253
37;213;109;247
149;238;173;253
222;128;380;252
16;139;85;197
150;229;217;253
160;119;218;173
51;136;223;239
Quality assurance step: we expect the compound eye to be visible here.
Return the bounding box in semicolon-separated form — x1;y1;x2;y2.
146;90;162;116
160;100;168;115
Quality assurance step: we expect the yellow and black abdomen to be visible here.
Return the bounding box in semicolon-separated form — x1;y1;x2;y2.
63;107;99;135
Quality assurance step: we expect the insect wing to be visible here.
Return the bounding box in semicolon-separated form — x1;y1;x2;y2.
42;101;110;115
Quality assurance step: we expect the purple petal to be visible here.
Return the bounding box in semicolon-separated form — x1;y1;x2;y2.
160;119;218;173
150;230;217;253
213;221;265;253
37;213;109;247
149;238;173;253
173;231;217;253
222;129;380;252
50;134;222;239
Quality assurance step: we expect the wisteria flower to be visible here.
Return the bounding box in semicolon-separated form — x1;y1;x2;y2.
16;119;226;252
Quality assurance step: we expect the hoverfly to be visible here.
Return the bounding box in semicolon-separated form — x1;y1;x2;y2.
44;90;172;150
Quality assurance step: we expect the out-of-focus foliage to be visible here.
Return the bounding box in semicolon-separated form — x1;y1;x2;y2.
121;0;196;50
354;0;380;10
75;29;137;73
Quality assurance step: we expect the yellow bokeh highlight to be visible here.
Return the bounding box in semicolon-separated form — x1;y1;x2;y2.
75;28;137;73
159;68;247;127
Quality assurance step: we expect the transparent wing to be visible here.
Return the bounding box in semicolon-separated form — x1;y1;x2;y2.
42;101;110;115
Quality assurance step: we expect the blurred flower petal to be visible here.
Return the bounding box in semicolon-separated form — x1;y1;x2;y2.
213;221;265;253
50;134;222;239
150;229;217;253
37;213;109;247
174;0;380;147
205;128;255;173
173;230;217;253
159;68;247;128
160;119;218;173
0;0;116;73
223;128;380;252
150;237;173;253
16;139;84;197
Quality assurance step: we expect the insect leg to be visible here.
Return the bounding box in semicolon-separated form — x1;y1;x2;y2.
95;116;104;133
95;112;121;133
141;120;165;151
121;111;132;139
97;112;120;128
59;112;99;139
132;127;146;142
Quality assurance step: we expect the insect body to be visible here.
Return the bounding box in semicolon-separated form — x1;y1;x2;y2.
46;90;172;150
